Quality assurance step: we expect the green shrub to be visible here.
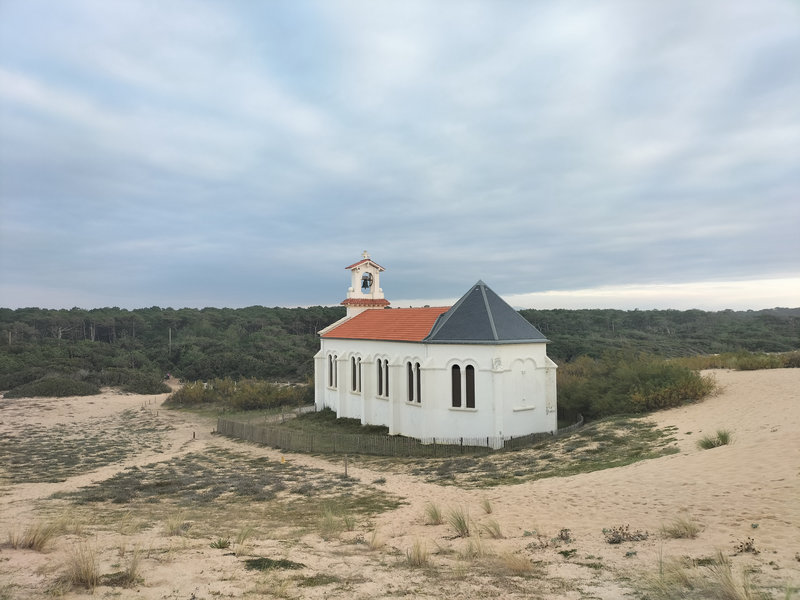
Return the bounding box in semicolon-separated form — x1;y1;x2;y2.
557;352;716;420
120;372;170;394
164;377;312;411
4;377;100;398
733;352;782;371
782;351;800;368
674;350;800;371
0;367;46;390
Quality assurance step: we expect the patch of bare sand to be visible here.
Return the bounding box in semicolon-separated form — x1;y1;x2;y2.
0;369;797;599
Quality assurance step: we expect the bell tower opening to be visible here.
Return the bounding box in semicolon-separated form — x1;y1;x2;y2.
342;251;390;317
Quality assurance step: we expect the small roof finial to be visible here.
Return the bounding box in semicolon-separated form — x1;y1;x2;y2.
362;250;370;259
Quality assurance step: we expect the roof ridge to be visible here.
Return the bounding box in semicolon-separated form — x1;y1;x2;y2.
424;281;481;340
424;280;549;344
478;281;499;340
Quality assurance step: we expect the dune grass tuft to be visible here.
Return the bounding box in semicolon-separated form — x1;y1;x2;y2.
660;516;701;539
480;518;503;539
7;520;58;552
406;539;430;568
101;548;142;588
164;512;191;536
480;497;493;514
367;528;384;551
64;542;99;591
447;507;470;538
495;552;538;576
424;502;443;525
697;429;732;450
318;506;343;540
645;551;770;600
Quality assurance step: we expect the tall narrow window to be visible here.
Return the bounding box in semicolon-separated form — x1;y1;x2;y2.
407;362;414;402
328;355;334;387
377;359;383;396
465;365;475;408
415;362;421;403
333;355;338;388
384;360;389;396
351;357;357;391
357;357;362;392
451;365;461;407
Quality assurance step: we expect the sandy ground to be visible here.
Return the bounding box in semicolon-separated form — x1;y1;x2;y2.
0;369;798;599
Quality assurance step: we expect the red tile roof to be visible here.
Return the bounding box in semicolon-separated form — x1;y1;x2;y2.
345;258;385;271
322;306;450;342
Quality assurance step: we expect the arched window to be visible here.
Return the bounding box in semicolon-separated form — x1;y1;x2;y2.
415;362;421;403
328;354;338;388
451;365;461;407
377;359;383;396
333;355;338;388
406;361;422;403
465;365;475;408
452;364;476;408
384;360;389;396
357;357;362;392
351;357;357;391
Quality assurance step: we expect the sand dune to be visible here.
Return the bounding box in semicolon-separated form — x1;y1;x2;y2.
0;368;797;598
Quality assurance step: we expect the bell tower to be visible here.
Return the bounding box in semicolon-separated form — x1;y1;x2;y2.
342;251;390;317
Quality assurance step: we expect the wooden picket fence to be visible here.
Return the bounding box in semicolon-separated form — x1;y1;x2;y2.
216;412;583;457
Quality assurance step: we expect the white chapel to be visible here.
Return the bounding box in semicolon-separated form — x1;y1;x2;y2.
314;252;557;444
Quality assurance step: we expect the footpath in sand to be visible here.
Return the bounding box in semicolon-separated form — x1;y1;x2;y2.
0;368;798;599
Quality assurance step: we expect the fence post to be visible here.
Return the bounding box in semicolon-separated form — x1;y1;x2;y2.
460;437;463;454
433;438;436;458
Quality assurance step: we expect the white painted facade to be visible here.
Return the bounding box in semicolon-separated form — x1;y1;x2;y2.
313;254;557;444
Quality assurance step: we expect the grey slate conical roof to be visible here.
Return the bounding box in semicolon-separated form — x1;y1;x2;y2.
423;281;548;344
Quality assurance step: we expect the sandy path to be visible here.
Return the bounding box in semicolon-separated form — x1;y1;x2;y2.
1;368;798;599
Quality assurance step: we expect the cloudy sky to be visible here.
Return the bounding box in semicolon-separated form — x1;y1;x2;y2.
1;1;798;311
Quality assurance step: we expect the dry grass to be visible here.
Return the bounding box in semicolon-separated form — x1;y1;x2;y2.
460;531;490;560
64;542;99;591
367;528;384;551
164;512;191;536
480;518;503;539
495;552;538;576
342;512;357;531
318;506;343;541
6;520;58;551
103;547;142;588
406;539;430;568
447;506;471;538
424;502;444;525
661;515;701;539
234;525;255;555
644;551;770;600
480;497;493;514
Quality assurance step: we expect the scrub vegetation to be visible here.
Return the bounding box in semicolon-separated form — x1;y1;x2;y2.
1;305;797;401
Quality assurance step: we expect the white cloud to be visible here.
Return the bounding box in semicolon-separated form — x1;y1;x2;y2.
504;277;800;311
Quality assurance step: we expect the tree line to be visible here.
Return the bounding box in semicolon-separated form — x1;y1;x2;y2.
521;306;800;362
1;305;797;413
0;305;344;393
